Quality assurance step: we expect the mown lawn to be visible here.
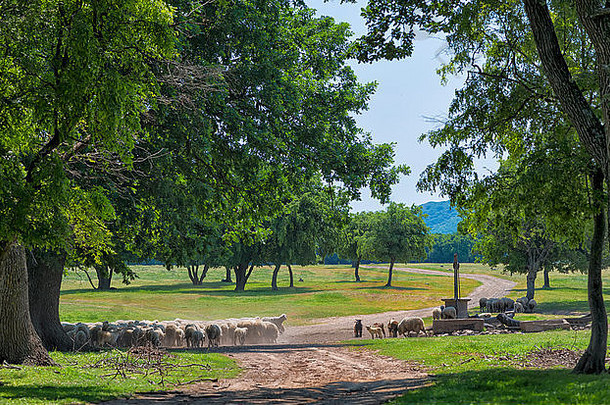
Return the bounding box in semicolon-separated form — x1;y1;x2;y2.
0;350;238;404
60;264;480;325
352;330;610;405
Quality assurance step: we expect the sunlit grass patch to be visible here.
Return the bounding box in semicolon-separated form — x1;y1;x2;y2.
60;264;481;325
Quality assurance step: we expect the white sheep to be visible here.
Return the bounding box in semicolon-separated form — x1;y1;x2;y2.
262;314;287;334
261;321;279;343
233;327;248;346
397;317;426;337
163;323;183;347
432;307;442;320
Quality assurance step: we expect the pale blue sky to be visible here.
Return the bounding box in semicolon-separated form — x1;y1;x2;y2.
306;1;468;211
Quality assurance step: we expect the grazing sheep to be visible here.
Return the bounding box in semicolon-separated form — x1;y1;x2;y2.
397;317;426;337
262;314;287;334
432;307;442;320
205;324;222;347
500;297;515;311
72;330;88;349
164;324;182;347
144;328;163;347
373;322;386;338
220;322;237;346
366;325;384;339
387;319;399;338
441;306;457;319
514;302;524;313
479;297;488;312
185;324;202;348
354;319;363;338
261;321;280;343
233;327;248;346
486;298;499;313
191;330;205;348
116;328;140;347
527;299;537;312
98;330;119;347
516;296;529;309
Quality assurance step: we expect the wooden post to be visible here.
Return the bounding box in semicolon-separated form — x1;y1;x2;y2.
453;253;460;300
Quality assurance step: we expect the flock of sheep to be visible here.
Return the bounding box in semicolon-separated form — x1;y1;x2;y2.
479;296;538;314
355;295;540;339
62;314;288;350
62;296;539;349
355;317;427;339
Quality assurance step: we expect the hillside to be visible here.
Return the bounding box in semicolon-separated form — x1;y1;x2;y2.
419;200;461;234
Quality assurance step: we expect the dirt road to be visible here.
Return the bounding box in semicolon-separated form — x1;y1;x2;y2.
104;266;515;404
280;265;516;344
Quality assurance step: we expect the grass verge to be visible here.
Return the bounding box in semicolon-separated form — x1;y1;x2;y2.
350;330;610;405
0;349;239;404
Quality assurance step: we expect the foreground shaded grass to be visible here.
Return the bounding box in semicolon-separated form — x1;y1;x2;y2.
0;350;238;404
351;330;610;405
60;264;480;325
397;369;610;405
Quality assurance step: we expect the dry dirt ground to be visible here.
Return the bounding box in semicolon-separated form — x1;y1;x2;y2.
103;266;516;404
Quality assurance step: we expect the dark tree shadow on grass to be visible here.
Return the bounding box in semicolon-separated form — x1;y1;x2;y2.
61;284;322;296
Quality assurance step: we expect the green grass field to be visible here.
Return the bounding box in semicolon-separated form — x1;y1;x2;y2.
2;262;609;404
59;263;480;325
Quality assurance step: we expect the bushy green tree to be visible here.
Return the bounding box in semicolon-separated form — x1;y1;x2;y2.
350;0;609;373
338;211;376;281
362;203;429;287
0;0;175;365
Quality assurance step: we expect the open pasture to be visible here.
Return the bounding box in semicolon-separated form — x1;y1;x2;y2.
60;264;480;325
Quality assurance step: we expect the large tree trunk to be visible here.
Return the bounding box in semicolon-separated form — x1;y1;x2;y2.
522;0;607;167
234;263;254;292
271;263;281;290
27;249;72;352
222;266;233;283
385;259;395;287
354;257;361;282
288;264;294;288
543;267;550;289
95;264;112;290
0;242;54;365
526;267;537;300
574;170;607;374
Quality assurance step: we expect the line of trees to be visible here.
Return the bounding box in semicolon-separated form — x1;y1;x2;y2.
0;0;410;365
351;0;610;373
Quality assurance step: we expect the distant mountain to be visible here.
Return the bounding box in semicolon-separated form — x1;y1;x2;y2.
419;200;461;234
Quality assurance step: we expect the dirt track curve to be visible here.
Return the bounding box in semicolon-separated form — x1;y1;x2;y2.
104;266;515;404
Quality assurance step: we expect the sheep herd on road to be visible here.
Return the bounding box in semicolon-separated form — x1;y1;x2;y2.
62;314;288;350
358;316;427;339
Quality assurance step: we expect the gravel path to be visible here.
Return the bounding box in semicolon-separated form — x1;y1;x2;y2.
103;266;515;404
